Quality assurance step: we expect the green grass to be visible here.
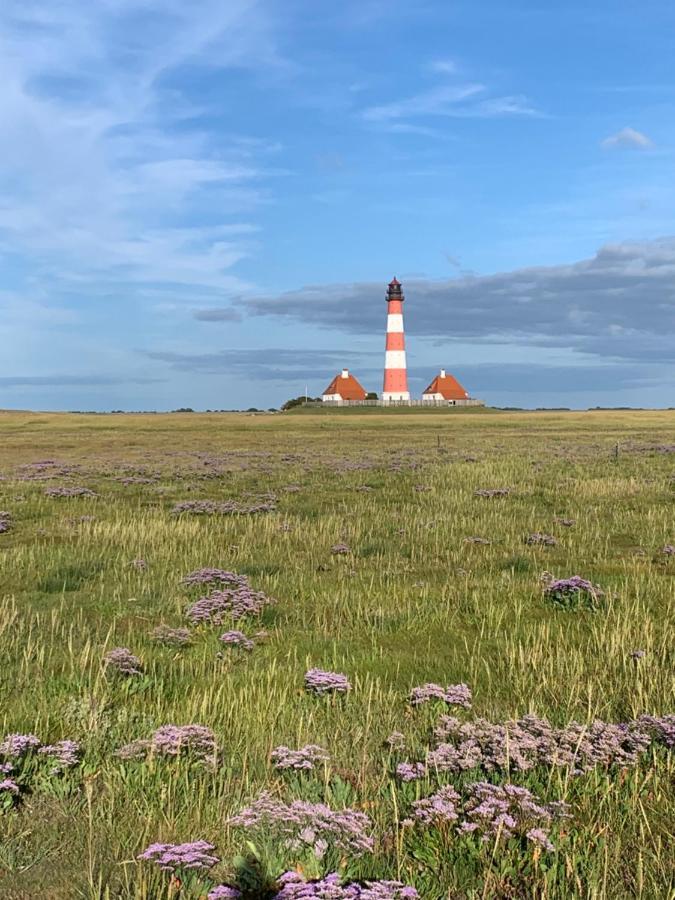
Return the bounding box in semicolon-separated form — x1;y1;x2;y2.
0;410;673;898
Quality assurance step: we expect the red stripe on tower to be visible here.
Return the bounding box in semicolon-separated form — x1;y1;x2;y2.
382;277;410;402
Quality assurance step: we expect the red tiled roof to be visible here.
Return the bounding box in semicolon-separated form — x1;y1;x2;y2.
423;372;469;400
323;372;368;400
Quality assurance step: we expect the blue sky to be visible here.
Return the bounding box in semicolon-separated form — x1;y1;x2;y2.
1;0;674;410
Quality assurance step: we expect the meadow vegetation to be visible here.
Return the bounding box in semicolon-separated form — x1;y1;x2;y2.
0;409;673;899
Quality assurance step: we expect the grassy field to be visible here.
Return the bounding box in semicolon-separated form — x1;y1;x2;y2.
0;409;673;899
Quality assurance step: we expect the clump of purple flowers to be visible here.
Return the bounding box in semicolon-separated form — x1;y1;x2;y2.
331;543;351;555
474;488;510;498
409;683;472;708
150;624;192;646
305;668;351;696
543;575;604;610
386;731;406;751
138;840;219;873
0;733;41;757
103;647;143;676
118;724;217;765
554;516;575;527
404;713;656;777
187;586;273;624
0;778;20;797
172;498;276;516
458;782;569;849
396;762;427;783
408;782;568;852
220;630;255;651
38;740;81;773
44;486;97;498
526;533;557;547
130;558;148;571
661;545;675;556
636;714;675;749
411;784;460;826
228;792;373;859
273;872;418;899
0;511;12;534
182;568;249;589
208;887;242;900
271;744;330;771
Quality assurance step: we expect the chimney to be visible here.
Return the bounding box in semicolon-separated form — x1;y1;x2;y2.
440;368;446;378
341;368;349;378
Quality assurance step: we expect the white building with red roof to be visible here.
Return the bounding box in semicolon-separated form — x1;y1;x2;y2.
322;369;368;404
422;369;481;405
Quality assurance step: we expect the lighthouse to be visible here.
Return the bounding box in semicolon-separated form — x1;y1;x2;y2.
382;277;410;403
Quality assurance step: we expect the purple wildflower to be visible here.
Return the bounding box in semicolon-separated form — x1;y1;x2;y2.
130;558;148;571
138;839;219;873
409;683;471;708
150;625;192;646
220;630;255;651
273;873;418;899
474;488;510;498
38;740;81;771
636;714;675;749
396;762;427;782
118;724;217;764
630;649;646;660
271;744;330;771
427;713;652;775
0;734;41;757
172;498;276;516
44;486;97;498
331;543;351;555
229;792;374;858
187;587;273;624
554;516;575;527
412;785;461;826
182;568;249;588
459;781;569;848
104;647;143;676
543;575;604;610
304;668;351;696
385;731;406;750
661;545;675;556
208;887;243;900
273;872;358;899
526;533;557;547
526;827;556;851
0;778;20;795
0;512;12;534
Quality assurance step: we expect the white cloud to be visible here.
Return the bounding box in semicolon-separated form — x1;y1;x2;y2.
428;59;457;75
362;68;539;125
0;0;282;313
602;127;654;149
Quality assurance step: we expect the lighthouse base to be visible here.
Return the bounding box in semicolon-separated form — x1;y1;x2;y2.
382;392;411;403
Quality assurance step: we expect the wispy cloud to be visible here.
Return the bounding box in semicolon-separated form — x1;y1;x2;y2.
362;64;539;127
602;127;654;149
0;0;282;311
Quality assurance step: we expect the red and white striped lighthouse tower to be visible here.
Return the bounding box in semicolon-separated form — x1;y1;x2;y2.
382;277;410;403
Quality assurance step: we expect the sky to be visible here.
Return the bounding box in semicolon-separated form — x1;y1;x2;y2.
1;0;674;411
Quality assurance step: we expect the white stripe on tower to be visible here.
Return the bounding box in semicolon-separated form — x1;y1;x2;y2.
384;350;406;369
386;313;404;333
